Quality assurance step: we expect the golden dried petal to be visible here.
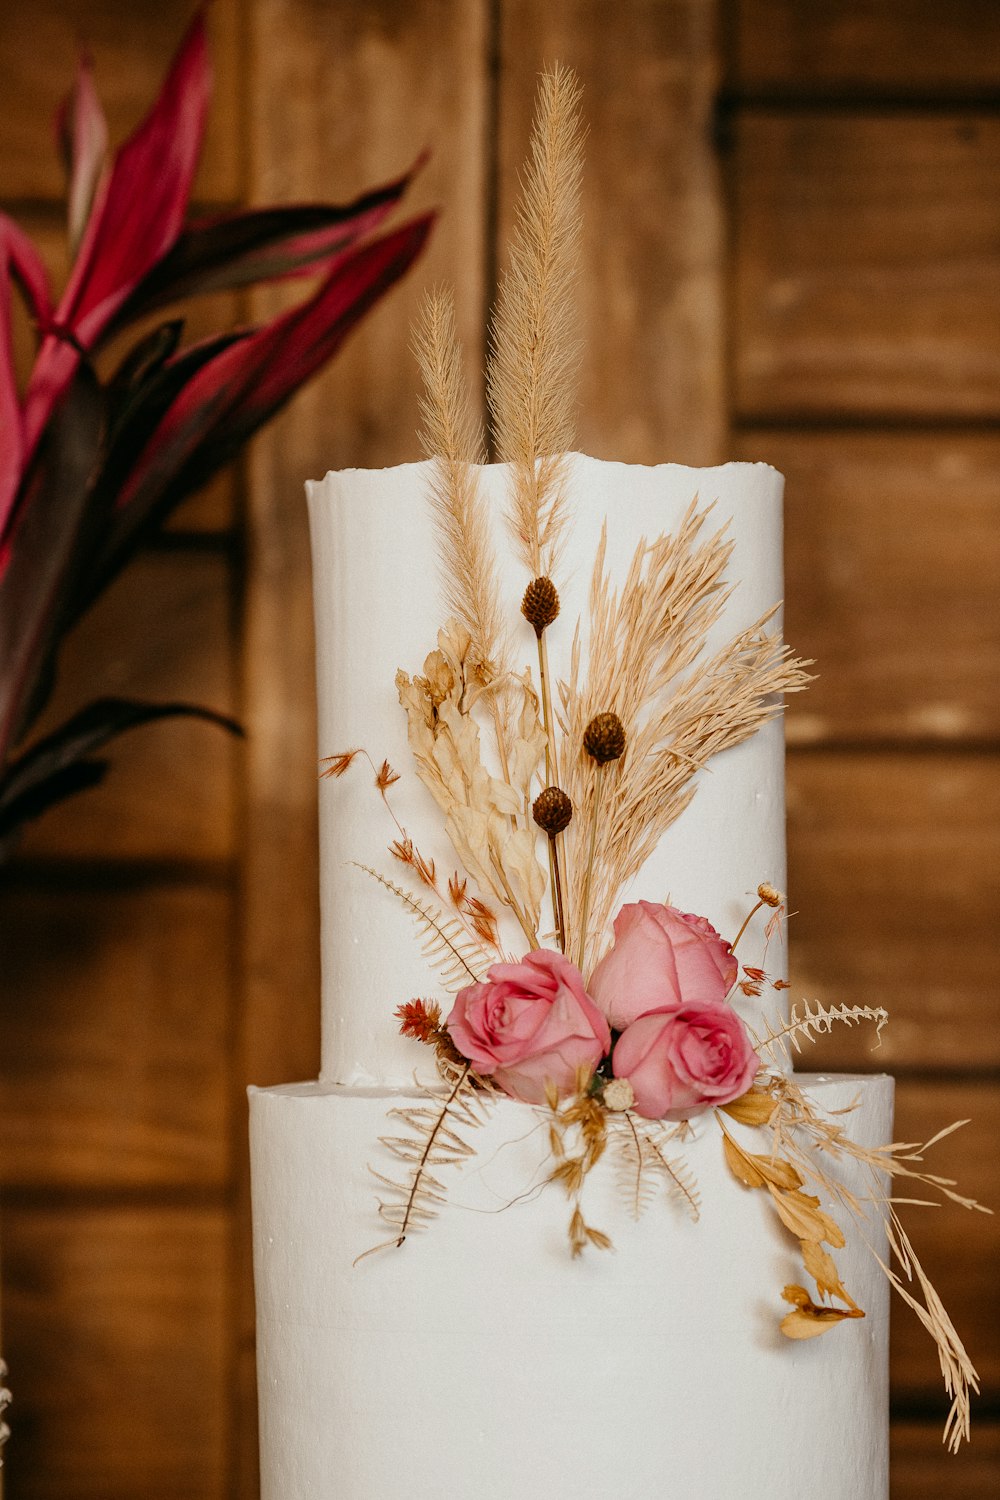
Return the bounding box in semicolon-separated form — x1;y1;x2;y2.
801;1239;859;1310
780;1284;865;1340
769;1187;844;1247
719;1092;773;1128
722;1131;767;1189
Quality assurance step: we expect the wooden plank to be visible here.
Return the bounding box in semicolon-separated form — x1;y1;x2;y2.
891;1419;1000;1498
1;1205;228;1500
15;551;238;863
0;0;242;205
890;1080;999;1405
733;1;1000;97
238;1;493;1488
733;113;1000;419
498;0;727;464
733;430;1000;745
0;880;230;1190
786;753;999;1071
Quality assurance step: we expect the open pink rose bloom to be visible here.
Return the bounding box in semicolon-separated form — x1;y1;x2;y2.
611;1001;759;1120
447;949;610;1105
588;900;738;1029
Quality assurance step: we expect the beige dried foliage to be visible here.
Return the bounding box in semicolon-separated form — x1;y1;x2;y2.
396;621;546;945
751;999;889;1068
356;865;491;991
413;288;511;701
615;1111;701;1222
357;1061;493;1262
547;1078;612;1256
487;63;585;577
720;1005;988;1452
560;505;812;972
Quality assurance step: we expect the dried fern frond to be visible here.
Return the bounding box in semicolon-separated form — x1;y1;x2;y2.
751;1000;890;1068
488;63;585;577
613;1112;701;1222
560;504;811;969
413;288;510;696
357;1063;492;1260
355;864;490;989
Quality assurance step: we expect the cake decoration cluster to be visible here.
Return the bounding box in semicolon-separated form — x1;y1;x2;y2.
323;64;986;1451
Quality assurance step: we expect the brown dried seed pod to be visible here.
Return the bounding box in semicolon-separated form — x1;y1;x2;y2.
532;785;573;835
521;575;560;635
583;711;626;764
757;881;784;908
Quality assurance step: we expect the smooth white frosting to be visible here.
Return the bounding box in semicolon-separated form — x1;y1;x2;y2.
307;456;788;1087
250;1074;892;1500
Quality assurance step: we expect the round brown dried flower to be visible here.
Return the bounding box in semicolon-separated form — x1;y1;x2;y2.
583;711;626;764
532;785;573;836
757;882;784;908
521;575;560;635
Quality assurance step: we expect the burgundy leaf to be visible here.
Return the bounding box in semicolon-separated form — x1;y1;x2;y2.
0;217;54;537
56;50;110;255
115;213;434;520
108;152;428;331
0;365;105;756
22;9;210;463
0;695;241;845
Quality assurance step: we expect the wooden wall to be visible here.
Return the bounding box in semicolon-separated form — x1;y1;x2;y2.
0;2;996;1496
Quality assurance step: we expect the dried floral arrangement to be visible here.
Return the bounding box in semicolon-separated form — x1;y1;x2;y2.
324;66;987;1451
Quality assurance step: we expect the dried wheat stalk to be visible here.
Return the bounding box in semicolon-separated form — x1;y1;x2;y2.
559;505;811;972
413;289;509;685
488;63;585;577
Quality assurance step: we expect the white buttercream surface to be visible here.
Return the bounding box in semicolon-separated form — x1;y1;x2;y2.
307;456;788;1086
250;1074;893;1500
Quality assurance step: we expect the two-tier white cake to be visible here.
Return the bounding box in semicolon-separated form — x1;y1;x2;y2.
249;455;893;1498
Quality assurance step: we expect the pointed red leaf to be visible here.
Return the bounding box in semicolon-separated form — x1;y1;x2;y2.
0;218;53;539
57;51;110;254
108;152;428;330
116;213;434;518
22;10;210;462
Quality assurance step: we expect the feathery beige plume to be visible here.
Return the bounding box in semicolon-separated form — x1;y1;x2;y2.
413;289;508;682
559;504;812;971
488;63;585;577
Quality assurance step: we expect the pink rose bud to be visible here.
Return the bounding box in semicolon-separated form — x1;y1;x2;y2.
447;949;611;1105
589;900;737;1029
612;1001;758;1121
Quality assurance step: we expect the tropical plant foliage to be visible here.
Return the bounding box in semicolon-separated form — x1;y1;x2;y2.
0;9;432;855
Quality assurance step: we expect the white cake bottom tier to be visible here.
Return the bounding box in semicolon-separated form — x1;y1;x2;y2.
250;1074;893;1500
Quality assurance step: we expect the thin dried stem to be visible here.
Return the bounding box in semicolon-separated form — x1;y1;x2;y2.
488;64;585;577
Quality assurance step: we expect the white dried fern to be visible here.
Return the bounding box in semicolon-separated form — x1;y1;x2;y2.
752;1000;889;1068
358;1064;492;1261
614;1113;700;1222
355;864;490;989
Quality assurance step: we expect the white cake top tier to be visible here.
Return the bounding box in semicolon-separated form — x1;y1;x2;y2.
307;455;787;1088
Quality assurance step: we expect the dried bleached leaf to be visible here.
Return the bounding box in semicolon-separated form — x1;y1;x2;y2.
751;999;889;1068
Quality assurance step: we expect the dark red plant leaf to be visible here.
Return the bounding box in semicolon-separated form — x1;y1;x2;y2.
108;152;428;333
22;9;210;464
1;217;54;536
56;50;110;254
0;364;105;756
67;327;248;620
0;696;241;846
114;212;434;522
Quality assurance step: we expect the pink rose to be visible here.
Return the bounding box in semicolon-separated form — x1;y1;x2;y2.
589;900;737;1029
612;1001;758;1120
447;949;611;1105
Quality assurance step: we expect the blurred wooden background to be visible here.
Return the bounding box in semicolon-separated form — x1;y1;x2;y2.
0;1;997;1495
